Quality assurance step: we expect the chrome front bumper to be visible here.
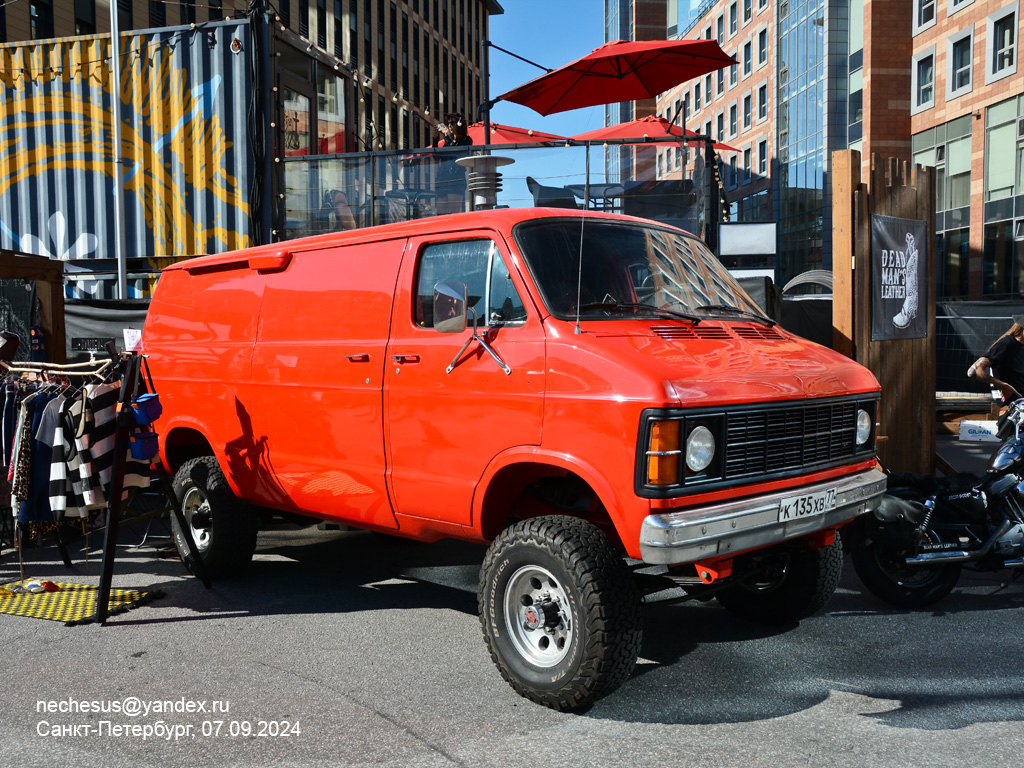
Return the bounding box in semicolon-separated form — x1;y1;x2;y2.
638;467;887;565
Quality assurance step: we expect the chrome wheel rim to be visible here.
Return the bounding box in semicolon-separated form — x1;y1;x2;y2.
182;487;212;552
504;565;573;668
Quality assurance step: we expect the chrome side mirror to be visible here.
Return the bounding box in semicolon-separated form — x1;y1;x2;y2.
433;281;468;334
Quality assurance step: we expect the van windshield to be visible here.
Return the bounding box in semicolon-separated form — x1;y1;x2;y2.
514;219;767;323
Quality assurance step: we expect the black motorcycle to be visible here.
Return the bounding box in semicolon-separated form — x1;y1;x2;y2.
847;399;1024;608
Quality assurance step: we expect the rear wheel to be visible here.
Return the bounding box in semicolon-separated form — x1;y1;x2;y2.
849;527;961;609
478;516;642;711
170;456;258;578
716;538;844;624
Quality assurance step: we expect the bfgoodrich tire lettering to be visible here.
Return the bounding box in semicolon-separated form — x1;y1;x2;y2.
478;516;642;711
170;456;258;578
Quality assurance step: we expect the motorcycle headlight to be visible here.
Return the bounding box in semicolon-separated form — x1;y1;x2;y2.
685;425;715;472
856;408;872;445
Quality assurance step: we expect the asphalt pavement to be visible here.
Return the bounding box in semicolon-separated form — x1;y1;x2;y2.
2;504;1023;768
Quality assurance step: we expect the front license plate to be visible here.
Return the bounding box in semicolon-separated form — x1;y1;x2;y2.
778;488;837;522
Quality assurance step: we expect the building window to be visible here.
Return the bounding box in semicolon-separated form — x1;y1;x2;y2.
706;74;712;104
743;0;752;24
743;147;751;183
850;69;864;124
729;56;738;87
148;0;165;26
985;99;1017;202
948;0;975;16
743;41;752;76
912;48;935;113
729;2;738;36
729;155;738;188
705;24;712;41
946;28;974;99
30;0;54;37
982;223;1023;297
915;0;936;35
729;103;737;136
75;0;95;34
986;4;1019;85
695;83;702;112
717;14;724;44
717;112;724;142
718;67;725;94
758;0;767;9
743;93;752;129
758;139;767;174
758;29;767;65
758;83;767;121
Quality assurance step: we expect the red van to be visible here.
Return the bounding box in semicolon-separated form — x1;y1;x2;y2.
143;208;884;710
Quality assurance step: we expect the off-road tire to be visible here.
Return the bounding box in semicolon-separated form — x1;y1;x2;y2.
171;456;258;578
478;516;642;711
848;528;961;609
716;537;844;624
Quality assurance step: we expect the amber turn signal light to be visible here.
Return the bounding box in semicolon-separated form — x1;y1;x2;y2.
647;419;681;486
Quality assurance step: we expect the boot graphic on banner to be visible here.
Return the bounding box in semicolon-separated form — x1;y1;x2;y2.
892;231;919;329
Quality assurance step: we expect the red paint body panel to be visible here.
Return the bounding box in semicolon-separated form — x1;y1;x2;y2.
143;208;881;562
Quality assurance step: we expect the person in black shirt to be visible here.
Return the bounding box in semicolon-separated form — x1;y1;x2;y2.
968;314;1024;403
431;114;473;214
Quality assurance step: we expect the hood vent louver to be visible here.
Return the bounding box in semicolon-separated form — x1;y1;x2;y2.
650;325;730;340
732;325;786;341
649;324;785;342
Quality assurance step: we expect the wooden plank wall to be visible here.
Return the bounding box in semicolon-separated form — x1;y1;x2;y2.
832;151;936;475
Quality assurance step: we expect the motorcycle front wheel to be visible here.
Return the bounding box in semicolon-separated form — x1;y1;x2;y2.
848;527;961;609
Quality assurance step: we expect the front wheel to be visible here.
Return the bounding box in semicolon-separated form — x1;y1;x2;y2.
716;537;844;624
848;528;961;609
478;517;642;711
170;456;259;578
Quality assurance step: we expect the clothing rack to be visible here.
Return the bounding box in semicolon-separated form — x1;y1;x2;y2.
1;354;210;621
0;359;114;380
1;358;116;573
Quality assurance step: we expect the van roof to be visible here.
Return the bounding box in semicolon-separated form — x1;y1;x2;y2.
163;208;686;273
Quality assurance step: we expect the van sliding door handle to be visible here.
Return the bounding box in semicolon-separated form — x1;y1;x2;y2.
391;354;420;364
345;354;370;362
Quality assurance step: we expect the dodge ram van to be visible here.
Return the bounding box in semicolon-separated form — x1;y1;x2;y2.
142;208;885;710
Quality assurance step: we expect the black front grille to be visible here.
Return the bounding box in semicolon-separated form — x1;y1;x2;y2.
725;401;859;479
636;395;878;498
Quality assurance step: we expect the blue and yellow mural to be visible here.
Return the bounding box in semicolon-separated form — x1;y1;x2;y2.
0;21;254;298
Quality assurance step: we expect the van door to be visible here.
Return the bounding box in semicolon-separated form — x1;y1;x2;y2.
384;233;545;526
249;240;405;528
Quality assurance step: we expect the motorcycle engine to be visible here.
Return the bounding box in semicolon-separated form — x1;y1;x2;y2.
994;523;1024;555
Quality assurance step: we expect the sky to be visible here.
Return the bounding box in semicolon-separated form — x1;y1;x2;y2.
486;1;607;139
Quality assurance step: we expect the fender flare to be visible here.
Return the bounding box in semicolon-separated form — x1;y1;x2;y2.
159;416;239;494
471;446;630;538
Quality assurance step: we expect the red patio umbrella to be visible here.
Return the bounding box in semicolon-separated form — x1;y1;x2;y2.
571;115;739;152
498;39;736;117
466;122;567;144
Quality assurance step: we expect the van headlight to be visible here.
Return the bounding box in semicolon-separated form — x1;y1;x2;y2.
685;425;715;472
856;408;872;445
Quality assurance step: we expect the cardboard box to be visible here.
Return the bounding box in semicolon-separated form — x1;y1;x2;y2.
959;420;1001;442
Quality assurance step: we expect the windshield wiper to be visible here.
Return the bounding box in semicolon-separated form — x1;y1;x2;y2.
573;301;701;323
695;304;776;327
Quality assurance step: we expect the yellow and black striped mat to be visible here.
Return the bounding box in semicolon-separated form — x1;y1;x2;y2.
0;581;162;625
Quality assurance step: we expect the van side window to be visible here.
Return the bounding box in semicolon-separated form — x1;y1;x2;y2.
415;239;527;328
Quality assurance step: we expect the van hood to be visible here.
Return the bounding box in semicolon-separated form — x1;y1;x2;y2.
557;322;879;404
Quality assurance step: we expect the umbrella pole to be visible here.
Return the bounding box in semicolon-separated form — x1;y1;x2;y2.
585;145;591;210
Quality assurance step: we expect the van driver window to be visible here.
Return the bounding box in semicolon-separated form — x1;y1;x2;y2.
415;239;527;328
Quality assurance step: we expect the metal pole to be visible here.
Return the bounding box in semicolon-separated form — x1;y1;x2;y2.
110;3;128;300
483;40;491;148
